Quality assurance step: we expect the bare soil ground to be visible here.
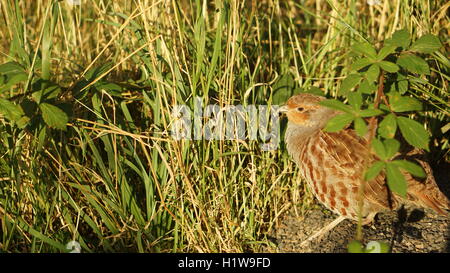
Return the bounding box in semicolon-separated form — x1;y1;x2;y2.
263;161;450;253
263;206;449;253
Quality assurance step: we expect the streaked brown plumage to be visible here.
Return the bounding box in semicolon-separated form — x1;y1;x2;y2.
281;93;449;224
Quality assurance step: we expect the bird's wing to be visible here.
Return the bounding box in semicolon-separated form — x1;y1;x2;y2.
319;130;397;210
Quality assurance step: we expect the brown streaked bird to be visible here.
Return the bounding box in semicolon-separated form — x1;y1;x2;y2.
279;93;449;244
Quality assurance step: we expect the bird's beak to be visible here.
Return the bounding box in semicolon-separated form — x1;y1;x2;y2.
278;105;288;114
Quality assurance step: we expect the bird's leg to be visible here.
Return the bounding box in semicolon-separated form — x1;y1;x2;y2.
299;215;347;247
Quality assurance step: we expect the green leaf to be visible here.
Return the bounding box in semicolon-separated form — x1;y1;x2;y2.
359;108;383;117
354;117;367;137
272;73;295;104
352;42;377;59
0;61;25;74
358;79;377;94
305;86;325;96
372;138;386;160
397;54;430;75
396;73;408;94
389;94;422;112
324;113;354;132
0;98;25;121
348;91;362;109
339;74;362;95
385;29;411;49
397;116;430;151
348;240;364;253
352;58;373;71
410;34;442;54
384;138;400;159
365;161;385;181
378;61;399;73
39;103;69;131
365;241;390;253
377;44;397;60
319;99;353;113
2;72;28;90
378;113;397;138
391;160;426;178
366;63;380;83
385;163;407;197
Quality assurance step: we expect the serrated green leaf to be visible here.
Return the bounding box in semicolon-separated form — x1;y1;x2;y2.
386;163;407;197
39;103;69;131
352;58;373;71
339;74;362;95
358;79;377;94
319;99;353;113
396;73;408;94
324;113;354;132
0;98;25;122
410;34;442;54
397;116;429;151
366;63;380;83
372;138;387;160
365;161;385;181
348;91;362;109
378;113;397;138
384;138;400;159
354;117;368;137
352;42;377;59
397;54;430;75
385;29;410;49
359;108;383;117
377;44;397;60
391;160;426;178
389;94;422;112
378;61;399;73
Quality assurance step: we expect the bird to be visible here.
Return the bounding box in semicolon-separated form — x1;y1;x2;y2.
279;93;450;245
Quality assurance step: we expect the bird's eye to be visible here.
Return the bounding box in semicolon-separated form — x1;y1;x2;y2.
297;107;305;112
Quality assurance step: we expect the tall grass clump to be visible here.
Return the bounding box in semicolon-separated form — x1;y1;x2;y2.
0;0;448;252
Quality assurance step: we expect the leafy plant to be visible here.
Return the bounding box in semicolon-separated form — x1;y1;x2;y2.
319;30;443;249
321;29;442;198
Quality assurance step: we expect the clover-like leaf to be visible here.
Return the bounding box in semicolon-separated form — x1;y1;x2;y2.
385;29;411;49
384;138;400;159
397;54;430;75
354;117;368;137
319;99;354;113
377;45;397;61
378;61;399;73
340;74;362;95
410;34;442;54
39;103;69;131
389;95;422;112
397;116;430;151
391;160;426;178
366;63;380;83
386;163;407;197
352;42;377;59
324;113;354;132
378;113;397;138
365;161;386;181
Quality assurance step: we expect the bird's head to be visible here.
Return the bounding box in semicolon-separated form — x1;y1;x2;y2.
279;93;337;129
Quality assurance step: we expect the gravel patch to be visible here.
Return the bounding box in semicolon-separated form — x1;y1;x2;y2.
263;205;449;253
